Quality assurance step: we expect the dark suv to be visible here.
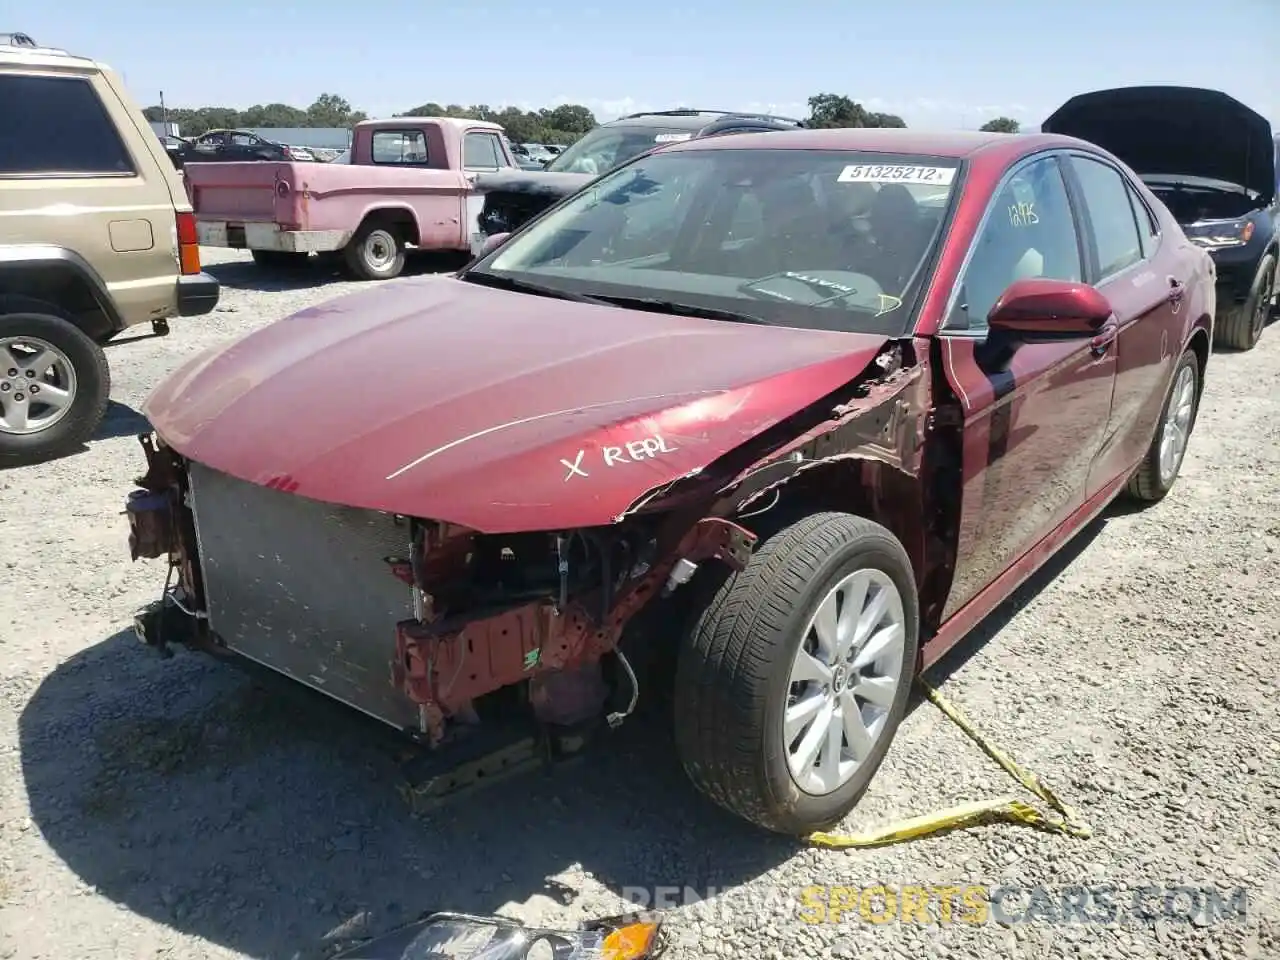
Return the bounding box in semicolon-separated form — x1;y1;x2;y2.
470;109;804;252
1044;86;1279;350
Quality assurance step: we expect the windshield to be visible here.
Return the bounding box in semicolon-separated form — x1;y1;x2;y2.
471;148;960;335
544;125;696;175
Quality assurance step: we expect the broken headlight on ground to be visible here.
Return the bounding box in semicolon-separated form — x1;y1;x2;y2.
330;911;663;960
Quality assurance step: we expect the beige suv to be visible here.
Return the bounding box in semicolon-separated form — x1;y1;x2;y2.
0;32;219;466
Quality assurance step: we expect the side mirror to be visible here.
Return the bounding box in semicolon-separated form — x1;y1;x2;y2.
478;232;511;257
987;278;1113;338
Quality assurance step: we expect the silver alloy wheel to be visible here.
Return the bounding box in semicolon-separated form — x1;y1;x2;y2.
362;229;398;272
783;567;907;795
0;336;77;436
1158;364;1196;485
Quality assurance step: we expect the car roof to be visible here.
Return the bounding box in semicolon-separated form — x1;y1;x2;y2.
0;31;97;70
661;127;1082;159
603;110;755;130
356;116;505;133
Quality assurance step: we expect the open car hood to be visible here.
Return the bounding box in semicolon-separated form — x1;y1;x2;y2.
473;169;594;197
144;276;892;533
1042;86;1275;202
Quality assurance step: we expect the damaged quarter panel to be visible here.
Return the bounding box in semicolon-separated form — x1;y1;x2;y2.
143;275;894;533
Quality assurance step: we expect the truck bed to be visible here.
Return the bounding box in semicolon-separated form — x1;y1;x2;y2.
184;161;481;253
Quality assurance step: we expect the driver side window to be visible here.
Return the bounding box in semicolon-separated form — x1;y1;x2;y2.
948;155;1082;332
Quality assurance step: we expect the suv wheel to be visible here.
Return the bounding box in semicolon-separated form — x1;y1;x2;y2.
1215;253;1275;351
673;511;919;835
0;311;110;467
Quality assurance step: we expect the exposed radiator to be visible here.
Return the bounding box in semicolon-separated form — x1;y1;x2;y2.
187;460;421;731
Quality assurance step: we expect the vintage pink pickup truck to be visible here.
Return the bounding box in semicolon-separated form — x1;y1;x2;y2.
183;117;519;280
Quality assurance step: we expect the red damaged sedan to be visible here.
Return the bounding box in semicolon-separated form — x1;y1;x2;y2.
126;128;1215;835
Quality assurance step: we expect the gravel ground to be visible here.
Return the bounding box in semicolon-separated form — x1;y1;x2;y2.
1;248;1277;960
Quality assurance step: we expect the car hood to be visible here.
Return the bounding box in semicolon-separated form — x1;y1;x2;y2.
1042;86;1275;202
473;169;594;198
144;276;891;533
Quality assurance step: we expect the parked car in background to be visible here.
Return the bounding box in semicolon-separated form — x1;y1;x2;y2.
470;109;804;253
172;128;317;165
159;134;191;169
0;31;218;466
508;142;548;171
126;127;1213;835
1044;85;1278;350
184;117;518;279
521;142;557;164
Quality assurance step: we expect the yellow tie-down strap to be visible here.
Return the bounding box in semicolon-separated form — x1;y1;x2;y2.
808;678;1093;850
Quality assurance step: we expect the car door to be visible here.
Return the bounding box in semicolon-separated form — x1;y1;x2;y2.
227;131;266;160
1062;152;1185;498
936;152;1119;620
189;131;226;162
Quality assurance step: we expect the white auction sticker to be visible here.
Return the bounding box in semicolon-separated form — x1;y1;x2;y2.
837;164;957;185
654;133;693;142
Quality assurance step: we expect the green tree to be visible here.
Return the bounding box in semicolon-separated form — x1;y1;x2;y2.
805;94;906;129
307;93;365;127
542;104;596;135
142;96;598;144
866;111;907;128
806;93;867;129
980;116;1020;134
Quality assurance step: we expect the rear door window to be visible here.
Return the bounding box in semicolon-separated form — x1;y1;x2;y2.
0;75;135;176
1069;155;1145;279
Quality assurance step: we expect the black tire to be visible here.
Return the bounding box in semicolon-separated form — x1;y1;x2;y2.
0;311;110;468
343;219;406;281
673;511;920;836
1124;347;1201;503
1214;253;1274;351
251;250;310;270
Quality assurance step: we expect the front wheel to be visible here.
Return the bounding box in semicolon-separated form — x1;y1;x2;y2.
674;511;919;835
1124;347;1201;503
0;312;110;467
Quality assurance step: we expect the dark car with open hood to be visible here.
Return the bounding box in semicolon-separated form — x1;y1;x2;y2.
1043;85;1279;350
469;108;804;255
126;126;1215;836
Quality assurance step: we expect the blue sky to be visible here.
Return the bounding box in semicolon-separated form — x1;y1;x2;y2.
24;0;1280;129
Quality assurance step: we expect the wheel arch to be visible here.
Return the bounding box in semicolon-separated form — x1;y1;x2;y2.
355;205;421;246
0;246;124;342
1186;322;1211;395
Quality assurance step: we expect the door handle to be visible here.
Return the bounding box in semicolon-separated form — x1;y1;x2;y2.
1167;275;1185;304
1090;319;1118;356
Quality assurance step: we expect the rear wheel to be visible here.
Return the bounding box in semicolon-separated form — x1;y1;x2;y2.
673;511;919;835
1214;253;1274;351
343;220;405;281
1124;347;1200;503
0;311;110;467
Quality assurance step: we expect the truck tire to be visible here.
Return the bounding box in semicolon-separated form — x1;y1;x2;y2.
344;219;406;281
673;511;919;836
1124;347;1201;503
1214;253;1274;351
0;311;110;468
251;250;310;270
